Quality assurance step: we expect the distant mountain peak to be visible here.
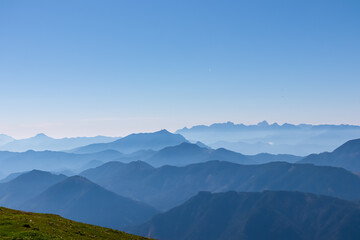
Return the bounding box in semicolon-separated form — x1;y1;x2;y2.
14;169;65;182
257;120;269;126
158;129;171;133
32;133;52;139
154;129;177;135
63;175;91;184
127;160;155;169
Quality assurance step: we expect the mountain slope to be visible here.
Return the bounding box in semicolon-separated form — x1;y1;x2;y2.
0;134;14;146
0;171;28;183
133;191;360;240
22;176;158;229
73;130;188;154
0;170;66;208
81;160;360;210
0;207;149;240
299;138;360;172
0;133;120;152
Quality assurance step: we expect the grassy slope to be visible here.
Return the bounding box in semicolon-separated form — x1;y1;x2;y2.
0;207;149;240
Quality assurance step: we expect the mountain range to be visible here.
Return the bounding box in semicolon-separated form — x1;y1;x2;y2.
141;142;253;167
0;133;120;152
139;142;301;167
177;121;360;155
0;138;302;178
80;140;299;167
133;191;360;240
0;135;359;238
81;160;360;210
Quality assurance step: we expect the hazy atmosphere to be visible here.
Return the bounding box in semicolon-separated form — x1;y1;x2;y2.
1;0;359;138
1;1;360;240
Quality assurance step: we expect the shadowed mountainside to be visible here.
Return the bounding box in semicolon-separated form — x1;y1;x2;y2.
133;191;360;240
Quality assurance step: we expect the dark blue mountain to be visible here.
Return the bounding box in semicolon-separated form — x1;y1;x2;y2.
133;191;360;240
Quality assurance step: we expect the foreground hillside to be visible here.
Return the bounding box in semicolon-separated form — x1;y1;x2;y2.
134;191;360;240
0;207;149;240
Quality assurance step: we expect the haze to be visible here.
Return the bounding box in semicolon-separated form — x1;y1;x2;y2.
1;0;359;138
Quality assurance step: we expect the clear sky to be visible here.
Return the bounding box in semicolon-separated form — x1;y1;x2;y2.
0;0;359;138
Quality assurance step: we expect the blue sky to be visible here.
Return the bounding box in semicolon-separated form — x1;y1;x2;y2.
0;0;359;138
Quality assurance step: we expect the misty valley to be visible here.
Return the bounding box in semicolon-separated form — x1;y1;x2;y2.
2;1;359;238
0;123;360;239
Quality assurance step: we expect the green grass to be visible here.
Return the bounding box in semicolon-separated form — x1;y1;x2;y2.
0;207;150;240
